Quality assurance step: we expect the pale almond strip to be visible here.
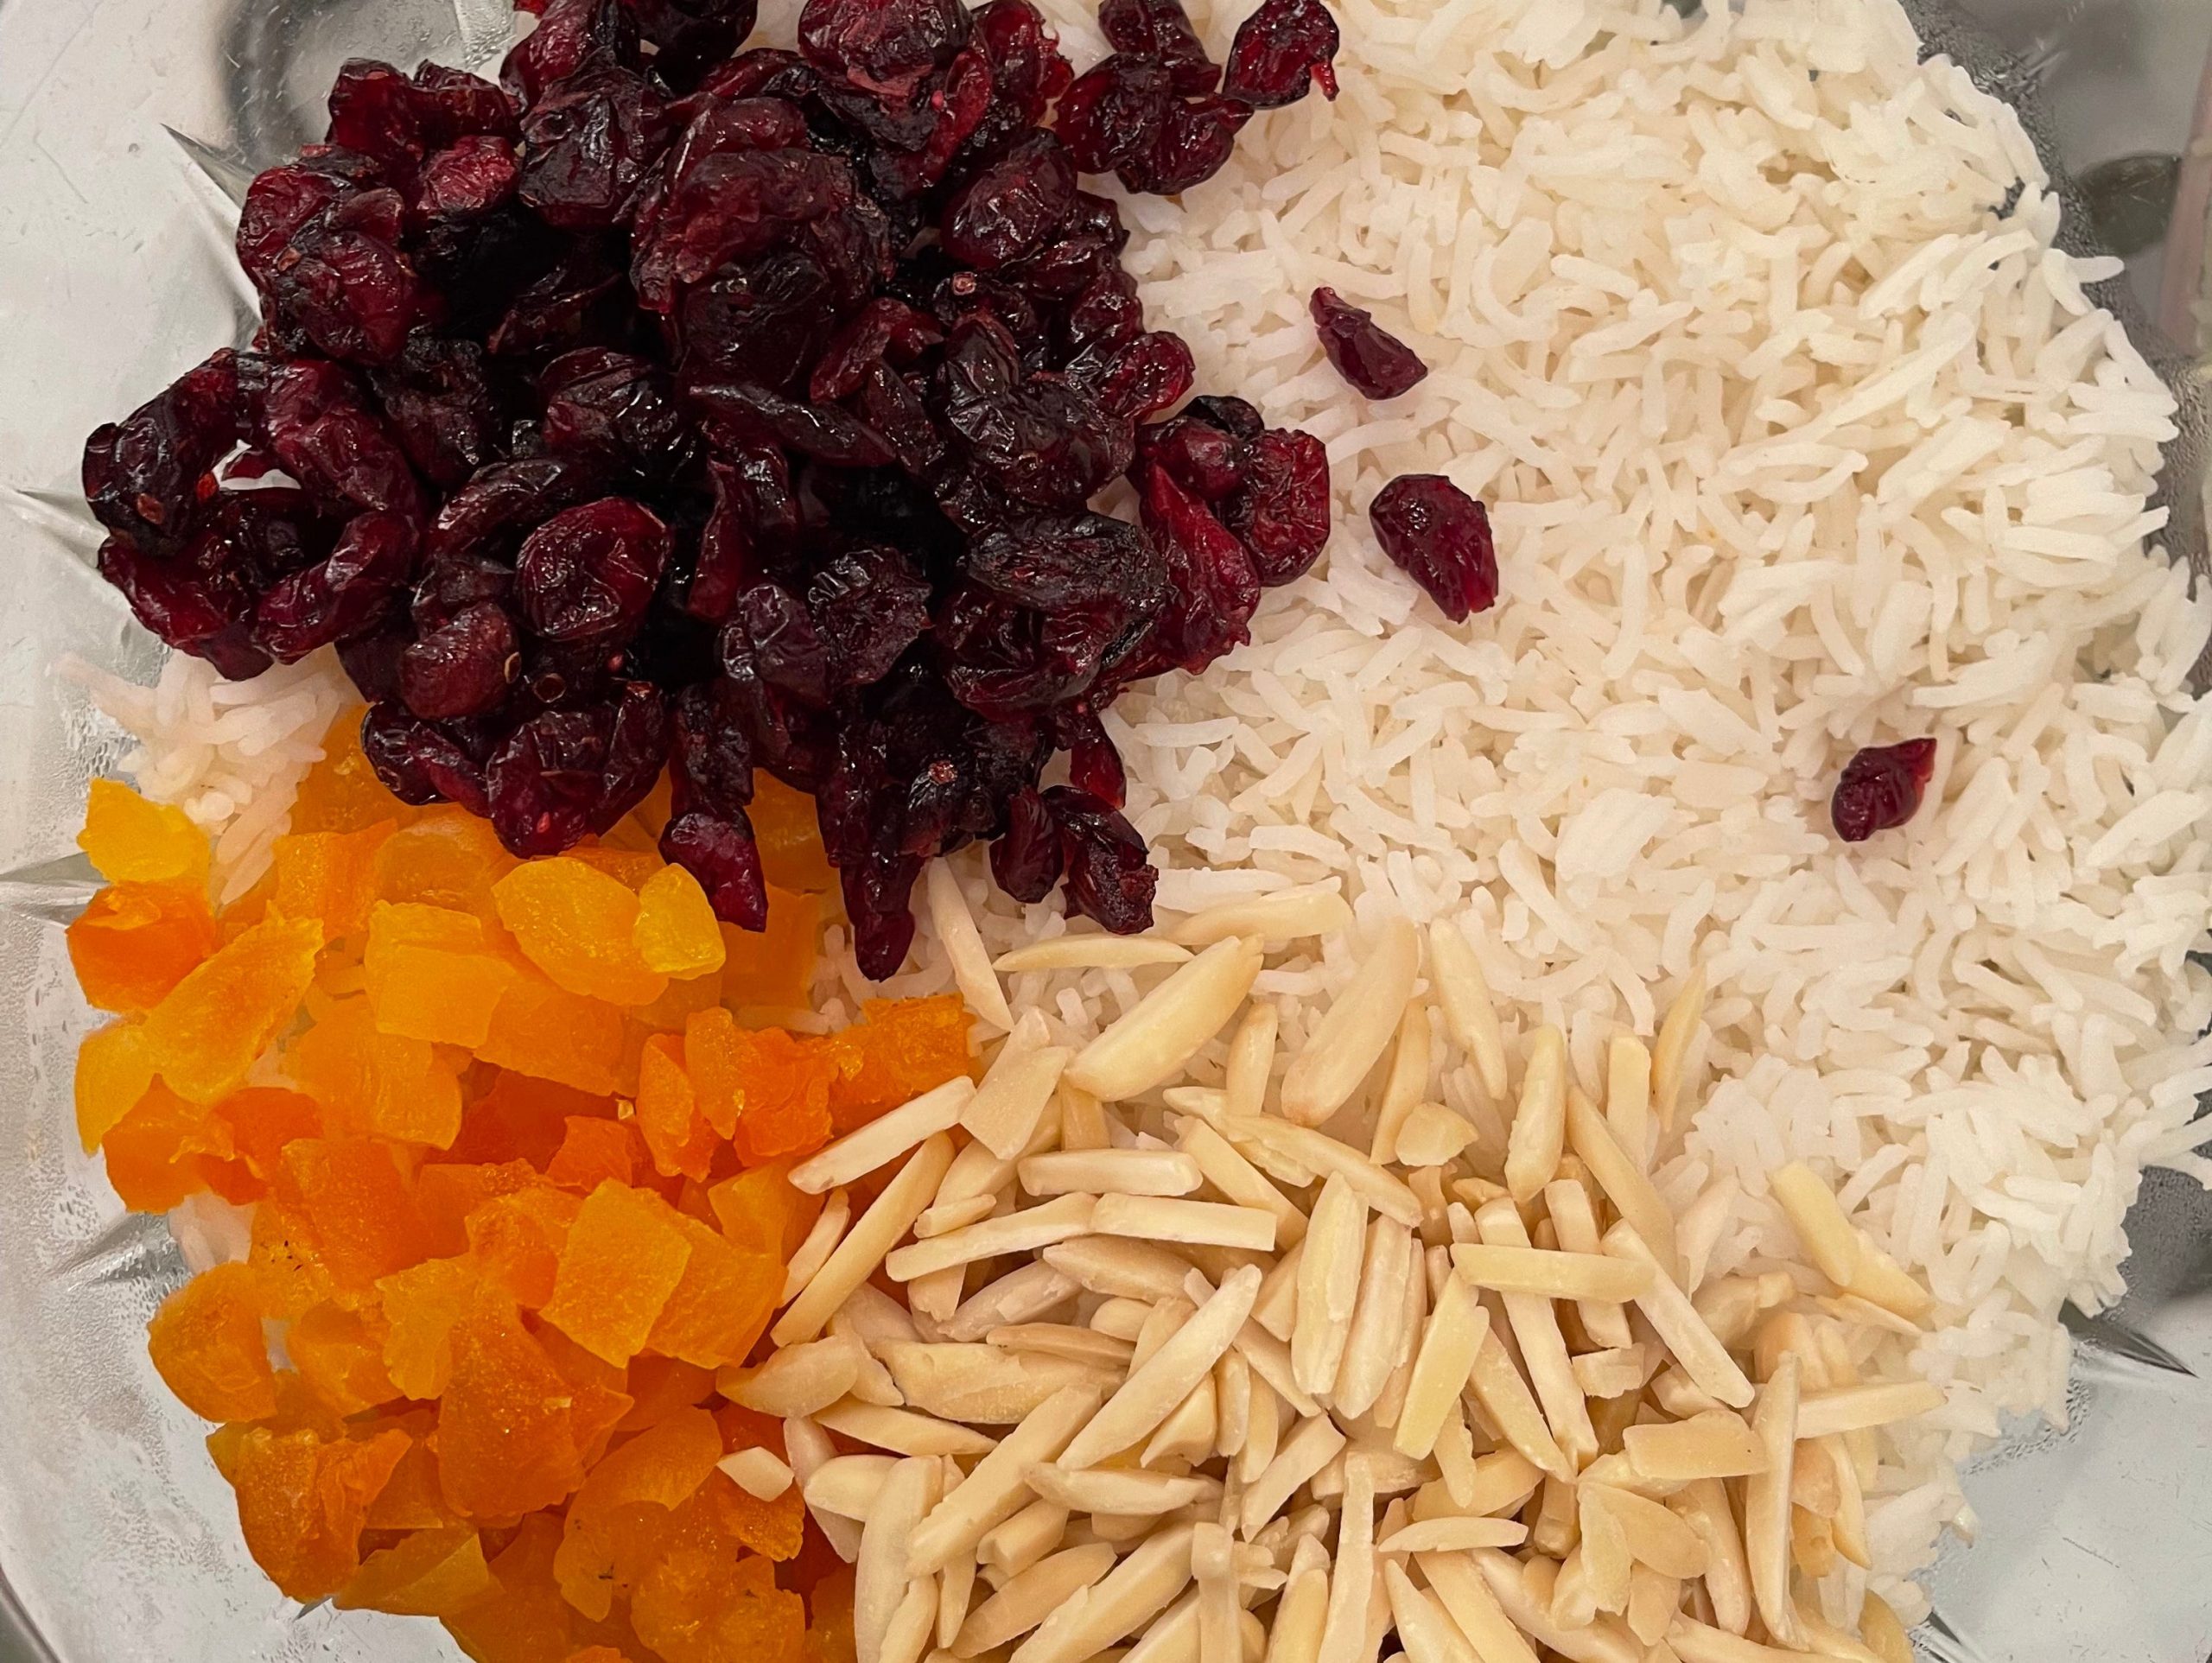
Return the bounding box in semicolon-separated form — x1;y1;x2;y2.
1448;1241;1654;1304
1574;1488;1633;1616
1668;1480;1749;1634
1215;1346;1251;1460
1090;1298;1153;1341
793;1078;977;1196
1792;1381;1945;1439
1043;1237;1198;1302
726;1333;867;1417
906;1383;1103;1577
1624;1565;1677;1648
1264;1539;1330;1663
1474;1199;1598;1467
1675;1176;1737;1294
1224;1002;1279;1121
1370;1245;1426;1433
1292;1174;1367;1397
1667;1617;1805;1663
1569;1348;1649;1400
1425;917;1509;1103
1333;1216;1414;1419
887;1195;1099;1282
1058;1266;1263;1469
1393;1105;1476;1170
817;1400;999;1457
1193;1522;1239;1663
955;1544;1117;1657
963;1040;1074;1162
1093;1194;1280;1252
938;1546;976;1651
1466;1322;1575;1482
880;1579;937;1663
1768;1164;1859;1287
1375;1517;1528;1552
1565;1091;1679;1279
1471;1552;1640;1663
1586;1483;1707;1578
1238;1413;1346;1539
785;1414;864;1561
1381;1562;1478;1663
859;1458;943;1663
877;1342;1109;1426
928;860;1014;1031
1623;1412;1768;1483
806;1453;901;1517
1252;1236;1305;1340
1313;1455;1375;1663
778;1135;957;1345
1027;1465;1217;1514
1179;1120;1311;1247
1280;918;1421;1127
1237;1374;1279;1485
1742;1353;1799;1646
719;1446;795;1500
1123;1590;1200;1663
1858;1594;1916;1663
1602;1221;1753;1409
995;937;1194;974
1503;1025;1567;1203
987;1323;1135;1368
1414;1552;1539;1663
1058;1082;1111;1151
1391;1271;1490;1461
1009;1520;1198;1663
1020;1148;1203;1197
1541;1179;1637;1348
1168;885;1353;948
915;1195;1000;1238
976;1499;1069;1577
781;1189;853;1304
1221;1115;1421;1227
1369;1001;1433;1163
1066;936;1265;1101
944;1262;1079;1342
1605;1035;1651;1168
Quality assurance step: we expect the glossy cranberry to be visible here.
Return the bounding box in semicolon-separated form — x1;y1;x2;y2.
966;0;1071;153
399;600;518;717
1073;329;1195;421
1059;705;1127;807
518;60;673;229
991;784;1062;902
1140;462;1259;672
797;0;970;92
366;336;505;488
253;511;418;662
416;135;521;219
514;498;672;642
941;132;1077;270
809;297;943;402
1368;473;1497;622
502;0;639;103
1235;427;1330;584
733;581;836;704
96;536;270;679
257;359;424;521
428;455;602;561
485;682;667;854
1119;94;1250;194
1055;54;1171;175
963;511;1165;613
540;348;688;476
1832;739;1938;843
938;317;1135;509
662;809;771;927
690;378;898;467
1137;412;1249;500
1223;0;1340;106
810;545;932;684
841;850;923;976
1100;0;1217;93
1047;786;1155;933
361;701;493;814
669;678;757;818
1311;286;1427;398
81;350;245;553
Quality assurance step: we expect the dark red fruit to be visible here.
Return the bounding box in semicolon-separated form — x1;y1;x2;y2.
518;60;672;230
485;682;668;855
1055;55;1173;175
1137;411;1249;501
1367;474;1497;622
941;132;1077;270
1832;739;1938;843
1223;0;1340;106
991;785;1061;902
1140;463;1260;672
502;0;639;103
661;809;770;927
1310;286;1427;399
1073;330;1195;421
360;701;492;814
399;600;518;718
797;0;970;92
514;498;671;642
1047;786;1155;933
967;0;1071;153
1118;94;1249;194
252;511;418;662
1100;0;1217;93
1236;427;1330;585
82;350;245;554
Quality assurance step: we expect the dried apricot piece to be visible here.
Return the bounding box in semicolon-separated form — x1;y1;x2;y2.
721;889;820;1012
634;865;727;980
467;1186;582;1308
336;1526;498;1616
378;1256;483;1399
276;1138;434;1293
567;846;667;888
79;778;210;891
647;1210;780;1369
291;994;465;1148
75;1017;156;1153
272;820;398;942
103;1082;232;1211
619;1357;718;1431
541;1182;694;1367
143;912;322;1102
442;1512;585;1663
213;1086;322;1184
493;860;670;1007
728;1028;838;1165
555;1406;724;1620
705;1159;819;1260
363;1424;458;1529
248;1199;341;1317
147;1262;278;1422
67;882;223;1013
293;709;411;835
437;1294;588;1520
222;1422;410;1601
568;1648;632;1663
448;1071;613;1170
635;1034;715;1181
374;807;517;917
364;901;519;1048
632;963;728;1033
824;996;972;1132
480;966;627;1096
803;1565;857;1663
414;1159;544;1254
632;1495;806;1663
548;1115;645;1193
751;773;836;894
290;1302;400;1414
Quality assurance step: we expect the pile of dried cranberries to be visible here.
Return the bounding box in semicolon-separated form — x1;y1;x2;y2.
81;0;1345;974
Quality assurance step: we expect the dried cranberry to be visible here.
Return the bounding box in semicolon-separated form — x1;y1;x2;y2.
252;511;418;662
809;545;932;684
1118;95;1249;194
797;0;970;93
514;497;672;642
1137;412;1249;500
1065;267;1144;358
1368;474;1497;622
485;682;667;854
1139;462;1260;672
965;0;1071;154
1058;706;1127;808
539;348;689;476
733;581;836;704
938;316;1134;509
991;785;1062;902
428;455;602;562
1047;786;1155;933
1222;0;1340;107
1100;0;1218;93
840;850;923;976
416;135;522;219
1071;330;1195;421
96;536;270;679
941;131;1077;270
1235;427;1330;585
662;809;770;927
690;378;898;467
1185;393;1262;438
503;0;639;103
257;359;424;522
963;511;1165;613
399;600;519;718
1310;287;1427;399
81;350;245;553
1054;55;1171;175
669;678;757;817
366;336;505;488
361;701;492;814
809;296;942;402
1832;739;1938;843
246;179;425;365
519;60;673;229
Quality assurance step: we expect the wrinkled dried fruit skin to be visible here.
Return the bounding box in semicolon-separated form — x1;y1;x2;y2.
990;784;1060;902
1310;286;1427;399
1232;427;1331;585
400;601;520;719
1054;54;1172;175
1101;0;1217;92
1138;462;1259;673
1832;738;1938;842
1367;473;1498;623
941;131;1077;270
516;498;672;644
1222;0;1341;107
1116;94;1250;195
1047;785;1154;932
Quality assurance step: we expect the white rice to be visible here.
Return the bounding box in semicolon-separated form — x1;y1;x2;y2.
72;0;2212;1617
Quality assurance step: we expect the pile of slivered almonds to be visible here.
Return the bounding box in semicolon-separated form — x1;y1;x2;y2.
713;890;1947;1663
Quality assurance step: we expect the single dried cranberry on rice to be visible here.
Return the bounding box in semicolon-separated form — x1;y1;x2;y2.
1310;286;1427;399
1832;739;1938;843
1367;474;1497;621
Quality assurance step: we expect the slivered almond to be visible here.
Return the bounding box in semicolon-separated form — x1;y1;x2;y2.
1265;1541;1330;1663
1844;1243;1935;1323
907;1384;1100;1577
1425;917;1509;1103
1473;1199;1597;1467
1220;1115;1421;1226
1010;1520;1197;1663
995;936;1194;974
1376;1516;1528;1553
1542;1178;1636;1349
1675;1175;1737;1293
915;1195;1000;1238
1090;1298;1152;1341
1141;1370;1217;1464
727;1333;867;1417
778;1135;956;1345
1473;1551;1641;1663
1382;1561;1479;1663
1416;1552;1540;1663
1238;1372;1280;1485
1370;1001;1433;1163
1792;1381;1945;1438
887;1195;1099;1282
938;1546;976;1651
876;1342;1109;1425
782;1188;854;1304
1239;1413;1346;1539
1027;1464;1216;1514
1570;1347;1650;1400
1624;1565;1677;1648
1449;1241;1653;1303
1333;1216;1414;1419
1058;1081;1112;1151
1370;1241;1427;1432
1279;917;1421;1127
793;1078;977;1195
1178;1119;1309;1247
879;1577;937;1663
976;1498;1071;1577
987;1323;1135;1368
1575;1486;1633;1615
859;1458;942;1663
1742;1354;1799;1645
1168;885;1353;948
817;1400;999;1457
1603;1221;1751;1407
1313;1455;1374;1663
1057;1266;1262;1469
1391;1271;1489;1460
1416;1448;1541;1520
1020;1148;1202;1197
1651;967;1707;1128
1624;1412;1767;1482
956;1544;1117;1656
1293;1174;1367;1398
1768;1163;1859;1287
1042;1237;1197;1302
1252;1235;1305;1339
1395;1101;1476;1169
1858;1594;1916;1663
1066;936;1264;1101
1585;1484;1707;1578
1224;1001;1280;1121
944;1262;1079;1342
1465;1322;1573;1482
928;860;1014;1031
1092;1194;1279;1251
1669;1479;1749;1635
805;1453;896;1517
1605;1035;1651;1167
1668;1616;1805;1663
1215;1346;1250;1460
963;1037;1073;1162
786;1414;862;1561
1503;1025;1566;1203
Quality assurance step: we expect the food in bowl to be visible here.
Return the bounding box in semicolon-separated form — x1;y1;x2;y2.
49;0;2212;1659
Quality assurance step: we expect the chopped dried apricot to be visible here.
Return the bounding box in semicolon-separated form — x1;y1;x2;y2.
802;1565;857;1663
448;1072;613;1170
67;882;223;1013
494;860;670;1007
272;821;397;942
547;1116;644;1193
378;1255;483;1399
441;1513;585;1663
717;1025;837;1164
374;807;517;917
618;1357;717;1431
336;1525;498;1616
364;901;519;1049
74;1017;156;1153
721;889;821;1012
223;1422;410;1601
364;1424;458;1529
291;995;465;1148
647;1212;780;1369
248;1200;341;1317
566;846;667;889
143;913;322;1102
276;1139;433;1292
147;1262;278;1422
415;1159;544;1254
479;967;627;1096
213;1087;322;1184
79;778;210;891
102;1082;232;1211
705;1160;819;1261
541;1182;694;1367
438;1295;588;1520
289;1302;399;1414
824;996;972;1132
634;865;727;980
751;774;836;895
555;1406;724;1620
467;1186;582;1308
293;709;413;835
636;1034;715;1182
632;1492;806;1663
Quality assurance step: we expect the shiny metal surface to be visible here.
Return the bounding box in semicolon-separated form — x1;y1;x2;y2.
0;1;2209;1660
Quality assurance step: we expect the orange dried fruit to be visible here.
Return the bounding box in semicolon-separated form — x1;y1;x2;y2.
74;1017;156;1152
705;1159;819;1261
289;1302;400;1415
437;1294;588;1520
292;709;411;835
569;1648;632;1663
632;1492;807;1663
466;1186;582;1308
448;1072;614;1170
493;859;670;1007
414;1158;544;1254
547;1115;644;1193
213;1086;322;1184
222;1422;410;1601
276;1138;434;1292
802;1565;857;1663
364;901;519;1049
618;1357;718;1431
290;995;465;1148
566;845;666;888
683;1012;835;1159
721;888;821;1012
635;1034;715;1181
823;995;973;1132
479;966;627;1096
378;1255;483;1399
374;807;517;917
554;1405;724;1620
647;1211;779;1369
146;1262;278;1423
67;881;223;1013
751;773;836;895
364;1425;458;1529
143;912;322;1102
247;1200;341;1317
441;1513;584;1663
633;865;727;980
335;1525;498;1616
102;1082;232;1211
79;778;210;891
271;821;398;942
540;1182;694;1367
